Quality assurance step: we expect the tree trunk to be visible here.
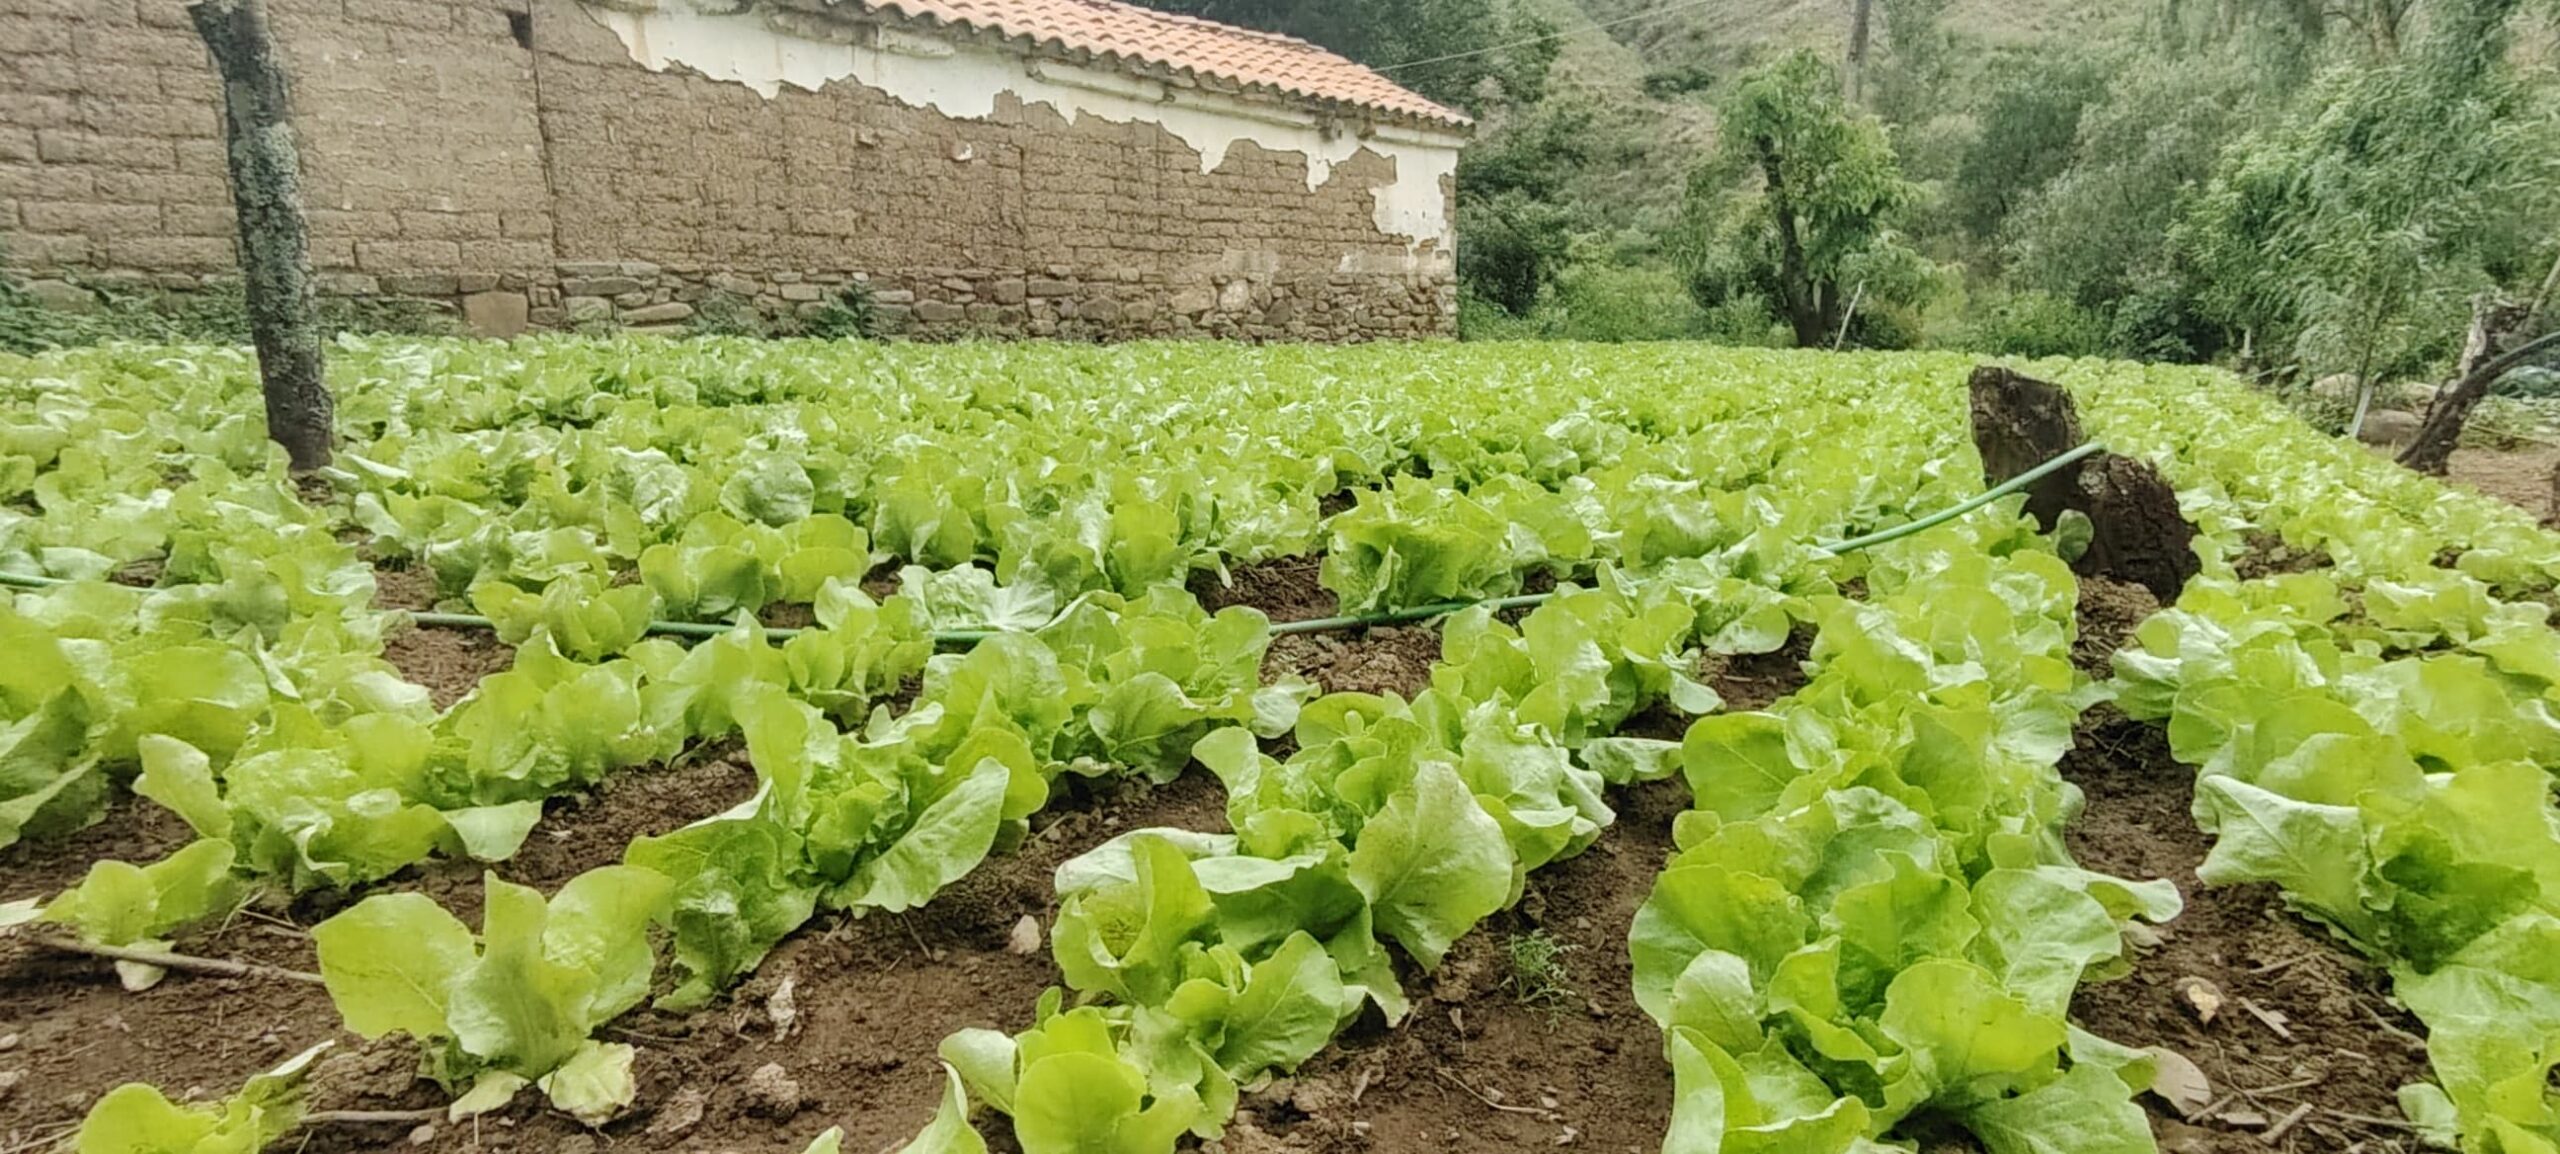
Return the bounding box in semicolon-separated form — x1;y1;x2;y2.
1969;366;2200;601
2396;296;2542;476
190;0;332;473
1758;138;1827;347
1847;0;1874;104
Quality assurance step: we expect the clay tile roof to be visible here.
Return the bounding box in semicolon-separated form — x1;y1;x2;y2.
851;0;1472;129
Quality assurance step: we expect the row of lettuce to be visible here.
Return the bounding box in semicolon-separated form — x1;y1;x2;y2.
1619;521;2179;1152
11;339;2560;1152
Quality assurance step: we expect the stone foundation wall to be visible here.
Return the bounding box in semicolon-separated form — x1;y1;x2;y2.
0;0;1462;342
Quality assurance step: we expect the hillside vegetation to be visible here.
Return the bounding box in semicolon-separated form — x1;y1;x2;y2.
1138;0;2560;397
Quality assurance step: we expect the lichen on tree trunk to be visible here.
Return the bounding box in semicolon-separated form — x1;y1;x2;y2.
190;0;333;473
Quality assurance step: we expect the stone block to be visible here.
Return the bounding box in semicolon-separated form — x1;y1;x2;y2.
557;260;621;277
314;272;380;296
21;278;97;313
871;289;916;305
620;301;696;325
381;272;460;297
461;291;531;339
614;291;653;308
913;300;964;324
710;273;760;296
1028;278;1076;298
563;275;645;297
456;273;500;294
564;296;613;323
619;260;662;277
989;278;1026;305
779;283;823;302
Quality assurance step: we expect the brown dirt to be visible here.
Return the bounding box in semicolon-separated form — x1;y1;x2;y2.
1229;779;1685;1154
0;915;344;1151
2063;555;2433;1154
0;795;196;907
2232;532;2332;582
372;564;441;612
380;622;517;710
365;748;764;928
300;773;1238;1154
1192;556;1337;623
2445;444;2560;520
1697;629;1816;714
1265;627;1444;698
2073;576;2162;679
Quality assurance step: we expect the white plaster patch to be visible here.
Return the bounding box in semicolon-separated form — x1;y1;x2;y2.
580;1;1463;251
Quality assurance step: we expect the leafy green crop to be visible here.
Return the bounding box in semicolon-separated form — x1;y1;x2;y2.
13;336;2560;1150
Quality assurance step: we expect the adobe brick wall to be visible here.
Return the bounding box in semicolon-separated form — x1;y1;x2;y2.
0;0;1458;341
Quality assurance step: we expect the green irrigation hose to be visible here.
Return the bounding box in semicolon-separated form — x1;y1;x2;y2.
3;442;2104;644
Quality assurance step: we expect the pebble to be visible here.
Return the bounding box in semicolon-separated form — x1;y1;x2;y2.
408;1124;436;1146
1006;915;1043;955
0;1033;18;1052
0;1070;21;1102
745;1062;804;1119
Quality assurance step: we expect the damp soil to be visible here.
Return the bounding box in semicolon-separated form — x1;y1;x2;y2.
1228;778;1687;1154
299;772;1240;1154
2445;443;2560;520
0;795;196;907
2062;573;2436;1154
1192;556;1336;624
380;622;517;709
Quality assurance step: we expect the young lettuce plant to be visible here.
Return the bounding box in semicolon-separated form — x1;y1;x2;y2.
71;1041;332;1154
311;866;672;1125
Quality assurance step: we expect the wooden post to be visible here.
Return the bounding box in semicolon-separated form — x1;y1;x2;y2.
190;0;333;474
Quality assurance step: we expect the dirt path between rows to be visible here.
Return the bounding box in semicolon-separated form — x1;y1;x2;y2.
2063;576;2435;1154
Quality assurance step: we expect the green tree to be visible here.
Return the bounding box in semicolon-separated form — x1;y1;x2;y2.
2173;0;2558;383
1952;54;2110;245
1677;51;1934;347
2002;53;2255;360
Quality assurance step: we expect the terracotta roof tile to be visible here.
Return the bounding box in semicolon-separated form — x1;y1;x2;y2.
849;0;1471;128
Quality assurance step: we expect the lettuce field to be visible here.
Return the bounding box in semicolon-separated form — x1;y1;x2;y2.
5;338;2560;1154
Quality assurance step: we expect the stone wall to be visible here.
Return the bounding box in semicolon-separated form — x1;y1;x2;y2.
0;0;1461;342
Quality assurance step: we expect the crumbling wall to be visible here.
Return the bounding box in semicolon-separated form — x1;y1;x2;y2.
1;0;549;329
0;0;1463;341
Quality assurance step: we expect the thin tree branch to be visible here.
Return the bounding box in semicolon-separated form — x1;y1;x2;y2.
35;937;325;985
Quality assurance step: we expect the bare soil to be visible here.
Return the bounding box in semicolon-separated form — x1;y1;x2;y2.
380;622;516;709
306;773;1237;1154
0;795;195;908
2062;574;2435;1154
1229;779;1688;1154
2445;444;2560;520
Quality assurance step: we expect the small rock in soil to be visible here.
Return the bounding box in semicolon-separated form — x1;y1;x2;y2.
0;1069;21;1102
745;1062;804;1119
408;1124;436;1146
1007;914;1043;955
2175;975;2223;1024
0;1032;18;1052
646;1086;707;1138
766;975;800;1040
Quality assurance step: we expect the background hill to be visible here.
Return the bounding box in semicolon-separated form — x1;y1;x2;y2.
1134;0;2560;398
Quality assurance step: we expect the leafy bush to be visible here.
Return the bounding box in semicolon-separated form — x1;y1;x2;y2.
800;283;879;341
688;291;770;338
1949;290;2111;358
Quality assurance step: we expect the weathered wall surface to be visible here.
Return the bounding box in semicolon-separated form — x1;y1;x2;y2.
0;0;1461;341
